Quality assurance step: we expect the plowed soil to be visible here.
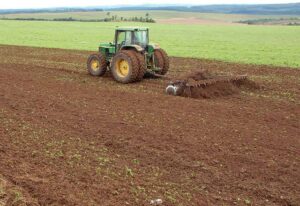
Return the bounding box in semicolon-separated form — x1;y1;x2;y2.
157;18;239;25
0;45;299;206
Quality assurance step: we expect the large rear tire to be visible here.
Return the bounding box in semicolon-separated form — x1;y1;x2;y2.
157;48;169;75
154;50;164;74
135;52;147;82
87;53;107;76
111;50;139;84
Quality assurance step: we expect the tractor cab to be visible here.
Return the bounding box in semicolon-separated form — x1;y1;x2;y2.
115;27;149;51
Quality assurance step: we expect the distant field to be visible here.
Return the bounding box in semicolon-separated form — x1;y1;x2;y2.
1;10;299;23
0;20;299;68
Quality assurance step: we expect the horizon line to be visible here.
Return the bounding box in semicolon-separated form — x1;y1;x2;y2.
1;2;299;10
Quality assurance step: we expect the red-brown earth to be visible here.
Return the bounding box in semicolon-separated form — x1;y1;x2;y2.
157;18;241;25
0;45;299;206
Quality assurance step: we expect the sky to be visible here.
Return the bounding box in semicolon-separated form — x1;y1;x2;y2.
0;0;299;9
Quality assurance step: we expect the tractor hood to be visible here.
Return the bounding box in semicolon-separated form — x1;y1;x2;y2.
99;42;114;48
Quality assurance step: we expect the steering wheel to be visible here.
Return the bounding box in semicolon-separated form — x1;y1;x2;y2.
117;41;126;50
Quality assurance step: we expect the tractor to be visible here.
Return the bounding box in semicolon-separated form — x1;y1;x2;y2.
87;27;169;83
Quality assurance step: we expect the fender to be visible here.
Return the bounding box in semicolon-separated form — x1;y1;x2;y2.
148;43;160;50
120;45;144;52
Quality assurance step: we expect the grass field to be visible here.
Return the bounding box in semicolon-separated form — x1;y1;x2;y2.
0;19;300;68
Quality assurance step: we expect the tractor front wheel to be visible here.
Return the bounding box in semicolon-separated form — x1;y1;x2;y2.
87;53;107;76
111;50;139;83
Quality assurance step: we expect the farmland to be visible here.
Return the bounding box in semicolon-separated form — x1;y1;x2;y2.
0;7;300;206
0;19;300;68
0;45;299;205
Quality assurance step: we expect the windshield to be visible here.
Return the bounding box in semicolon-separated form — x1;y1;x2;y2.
133;31;148;47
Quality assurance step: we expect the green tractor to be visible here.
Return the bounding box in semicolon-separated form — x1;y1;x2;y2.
87;27;169;83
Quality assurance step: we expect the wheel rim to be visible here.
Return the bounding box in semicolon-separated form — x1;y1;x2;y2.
91;59;99;71
116;59;129;78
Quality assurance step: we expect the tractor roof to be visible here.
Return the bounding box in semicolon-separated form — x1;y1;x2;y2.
116;27;149;31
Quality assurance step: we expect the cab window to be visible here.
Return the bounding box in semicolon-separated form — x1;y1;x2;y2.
117;31;132;45
117;32;125;44
133;31;148;46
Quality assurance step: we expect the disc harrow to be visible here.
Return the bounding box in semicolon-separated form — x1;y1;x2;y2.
166;72;249;97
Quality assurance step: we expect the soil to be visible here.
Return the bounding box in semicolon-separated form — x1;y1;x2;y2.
0;174;39;206
157;17;241;25
0;45;299;206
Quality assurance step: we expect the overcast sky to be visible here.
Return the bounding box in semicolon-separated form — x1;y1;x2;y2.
1;0;299;9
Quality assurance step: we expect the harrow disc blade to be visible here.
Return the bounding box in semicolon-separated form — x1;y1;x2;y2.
186;75;248;88
166;85;178;96
165;72;250;98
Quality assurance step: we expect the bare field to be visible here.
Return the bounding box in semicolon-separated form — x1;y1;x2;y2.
156;17;240;25
0;45;299;206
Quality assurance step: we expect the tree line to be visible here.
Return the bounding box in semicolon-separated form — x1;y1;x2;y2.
0;13;156;23
99;12;155;23
237;17;300;26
